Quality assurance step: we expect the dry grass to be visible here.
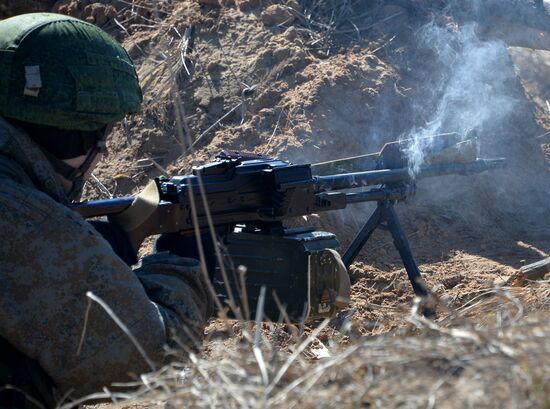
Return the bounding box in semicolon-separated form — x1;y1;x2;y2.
72;284;550;409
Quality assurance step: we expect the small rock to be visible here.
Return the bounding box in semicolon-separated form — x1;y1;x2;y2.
251;89;280;110
272;47;292;62
441;274;463;289
283;26;298;41
207;60;225;72
84;3;117;27
207;97;225;118
394;281;408;292
431;283;445;293
194;88;211;107
294;71;309;83
261;4;295;26
286;0;302;13
196;0;221;6
235;0;260;11
250;48;273;71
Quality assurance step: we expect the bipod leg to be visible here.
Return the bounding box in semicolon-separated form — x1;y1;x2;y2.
382;203;435;317
343;201;434;317
343;205;384;268
381;203;427;297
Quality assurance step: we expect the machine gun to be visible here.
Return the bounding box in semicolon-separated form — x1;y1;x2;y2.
73;134;505;321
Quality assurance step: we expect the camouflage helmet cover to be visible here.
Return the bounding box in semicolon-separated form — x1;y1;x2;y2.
0;13;142;131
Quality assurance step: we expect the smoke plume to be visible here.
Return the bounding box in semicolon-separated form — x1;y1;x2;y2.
405;23;518;172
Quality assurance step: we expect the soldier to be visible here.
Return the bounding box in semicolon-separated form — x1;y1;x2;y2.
0;12;214;409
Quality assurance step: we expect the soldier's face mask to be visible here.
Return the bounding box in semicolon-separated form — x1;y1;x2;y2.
6;118;112;201
63;144;105;201
56;126;111;201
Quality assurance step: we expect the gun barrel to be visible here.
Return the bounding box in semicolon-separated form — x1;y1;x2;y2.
344;186;417;203
417;158;506;178
314;158;506;191
315;168;410;190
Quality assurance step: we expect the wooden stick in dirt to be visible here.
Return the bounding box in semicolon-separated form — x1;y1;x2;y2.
507;257;550;286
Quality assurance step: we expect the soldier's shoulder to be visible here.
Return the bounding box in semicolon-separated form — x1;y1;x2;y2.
0;116;17;140
0;177;78;227
0;179;119;274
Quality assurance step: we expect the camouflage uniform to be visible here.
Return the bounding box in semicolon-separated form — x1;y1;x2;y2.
0;116;214;398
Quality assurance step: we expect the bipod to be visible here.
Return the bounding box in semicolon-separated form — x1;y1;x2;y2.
343;200;435;317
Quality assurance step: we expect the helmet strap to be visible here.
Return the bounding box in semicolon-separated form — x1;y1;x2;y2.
42;130;108;201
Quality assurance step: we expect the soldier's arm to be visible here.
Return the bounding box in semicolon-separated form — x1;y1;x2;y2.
0;182;213;398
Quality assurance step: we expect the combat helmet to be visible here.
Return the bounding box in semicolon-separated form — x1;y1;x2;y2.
0;12;142;131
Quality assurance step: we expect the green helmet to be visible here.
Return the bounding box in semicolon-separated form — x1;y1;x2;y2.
0;13;142;131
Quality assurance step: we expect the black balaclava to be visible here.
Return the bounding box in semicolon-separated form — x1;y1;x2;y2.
8;118;108;201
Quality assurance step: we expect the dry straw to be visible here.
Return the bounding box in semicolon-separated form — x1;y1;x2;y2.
67;285;550;409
